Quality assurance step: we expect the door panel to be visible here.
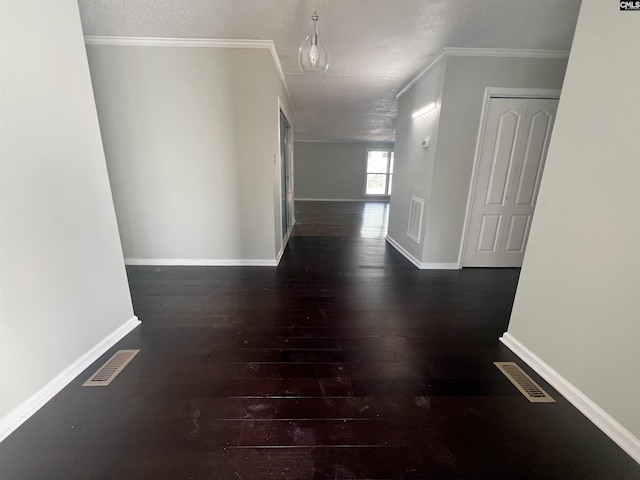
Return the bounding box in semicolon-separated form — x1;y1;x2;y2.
463;96;558;267
463;98;527;267
485;111;521;206
514;110;553;206
498;98;558;267
504;215;530;252
477;215;501;252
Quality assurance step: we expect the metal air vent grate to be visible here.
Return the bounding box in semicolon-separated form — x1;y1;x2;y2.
83;349;140;387
494;361;555;403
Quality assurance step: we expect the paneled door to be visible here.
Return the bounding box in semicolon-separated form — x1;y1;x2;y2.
463;96;558;267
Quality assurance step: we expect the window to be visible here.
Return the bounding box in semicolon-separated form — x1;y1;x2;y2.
365;150;394;195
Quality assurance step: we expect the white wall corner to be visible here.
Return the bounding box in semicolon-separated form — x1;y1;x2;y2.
500;332;640;465
269;45;295;113
385;235;421;268
0;316;141;444
397;47;569;99
276;223;294;265
386;236;461;270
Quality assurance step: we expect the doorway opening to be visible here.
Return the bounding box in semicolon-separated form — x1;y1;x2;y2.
279;109;294;242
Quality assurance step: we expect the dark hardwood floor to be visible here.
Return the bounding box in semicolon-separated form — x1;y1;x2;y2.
1;201;638;479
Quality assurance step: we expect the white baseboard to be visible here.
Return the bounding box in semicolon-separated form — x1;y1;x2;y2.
421;262;460;270
0;316;141;444
385;235;422;268
295;198;390;203
125;258;278;267
385;236;461;270
500;332;640;465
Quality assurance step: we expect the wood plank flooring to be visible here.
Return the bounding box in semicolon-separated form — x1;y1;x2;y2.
1;201;638;479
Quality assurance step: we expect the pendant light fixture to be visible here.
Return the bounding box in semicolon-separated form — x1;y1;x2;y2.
299;11;329;74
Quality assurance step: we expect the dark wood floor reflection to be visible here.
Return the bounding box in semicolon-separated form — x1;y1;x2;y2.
1;201;638;479
293;200;389;238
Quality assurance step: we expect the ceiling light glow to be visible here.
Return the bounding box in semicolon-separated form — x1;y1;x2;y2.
412;103;437;118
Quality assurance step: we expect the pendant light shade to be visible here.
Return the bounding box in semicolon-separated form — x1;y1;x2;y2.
299;12;329;74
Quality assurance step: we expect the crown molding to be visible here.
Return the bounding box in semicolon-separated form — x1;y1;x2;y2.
84;36;272;48
396;47;570;98
84;36;294;112
445;47;569;59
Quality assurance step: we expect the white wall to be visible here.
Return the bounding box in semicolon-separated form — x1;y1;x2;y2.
0;0;135;425
507;0;640;444
387;56;446;262
424;55;568;264
86;44;293;264
389;53;567;267
294;142;395;201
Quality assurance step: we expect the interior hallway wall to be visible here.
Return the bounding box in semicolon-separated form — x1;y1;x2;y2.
424;55;568;265
0;0;135;429
389;53;567;268
387;56;446;264
87;44;293;264
507;0;640;447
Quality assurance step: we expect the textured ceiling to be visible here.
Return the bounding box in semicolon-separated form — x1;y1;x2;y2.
77;0;582;142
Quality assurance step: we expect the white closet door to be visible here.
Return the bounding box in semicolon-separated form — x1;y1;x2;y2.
497;98;558;266
463;97;558;267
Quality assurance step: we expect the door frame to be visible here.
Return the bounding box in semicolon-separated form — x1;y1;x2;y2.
457;87;561;268
277;97;294;261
